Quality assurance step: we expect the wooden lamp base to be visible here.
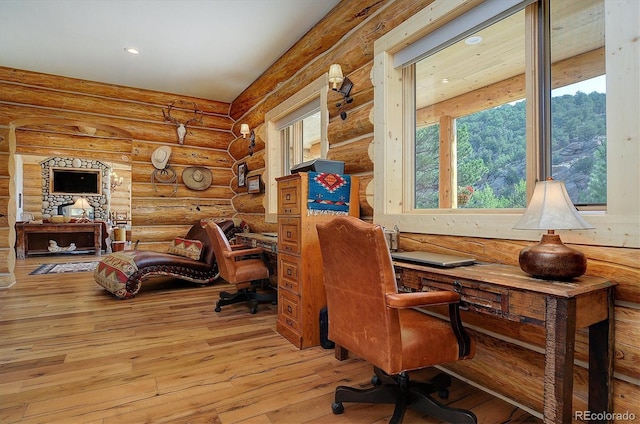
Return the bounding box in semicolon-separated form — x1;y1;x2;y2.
519;233;587;280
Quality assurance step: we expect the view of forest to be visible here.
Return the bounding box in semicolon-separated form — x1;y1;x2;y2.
415;91;606;209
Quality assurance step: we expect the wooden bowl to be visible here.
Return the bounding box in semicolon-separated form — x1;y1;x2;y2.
50;215;71;223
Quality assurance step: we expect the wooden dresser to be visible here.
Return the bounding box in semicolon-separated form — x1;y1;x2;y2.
276;172;359;348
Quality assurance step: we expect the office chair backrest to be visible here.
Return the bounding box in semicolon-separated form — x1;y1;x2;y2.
205;222;236;282
317;216;403;372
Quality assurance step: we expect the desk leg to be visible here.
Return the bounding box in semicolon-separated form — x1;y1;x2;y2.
16;227;25;259
588;288;615;423
94;226;102;256
544;296;576;424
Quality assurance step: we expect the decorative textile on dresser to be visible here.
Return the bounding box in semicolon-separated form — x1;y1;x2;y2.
307;172;351;215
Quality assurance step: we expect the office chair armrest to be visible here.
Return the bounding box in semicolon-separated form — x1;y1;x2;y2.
222;247;264;259
387;292;473;358
230;243;250;250
386;291;461;309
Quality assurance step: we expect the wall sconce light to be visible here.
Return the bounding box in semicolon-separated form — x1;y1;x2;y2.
328;64;354;120
240;123;256;156
110;170;124;191
513;178;594;280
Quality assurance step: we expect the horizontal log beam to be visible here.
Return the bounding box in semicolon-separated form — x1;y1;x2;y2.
229;0;390;120
0;66;230;116
130;165;233;187
328;102;373;145
131;183;234;200
328;136;373;174
130;198;234;226
232;192;265;215
132;141;232;168
1;103;234;148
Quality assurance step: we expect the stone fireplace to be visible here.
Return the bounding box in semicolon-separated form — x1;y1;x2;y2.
41;157;111;220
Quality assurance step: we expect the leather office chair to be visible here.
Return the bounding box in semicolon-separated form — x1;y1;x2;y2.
316;216;477;424
205;222;276;314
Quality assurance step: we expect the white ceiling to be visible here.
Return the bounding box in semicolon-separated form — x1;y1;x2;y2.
0;0;341;103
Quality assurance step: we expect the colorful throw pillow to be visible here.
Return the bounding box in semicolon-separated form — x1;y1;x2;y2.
167;237;203;261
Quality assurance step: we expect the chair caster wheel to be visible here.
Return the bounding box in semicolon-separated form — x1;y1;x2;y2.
215;304;221;312
332;402;344;415
250;307;257;314
438;389;449;400
371;375;382;386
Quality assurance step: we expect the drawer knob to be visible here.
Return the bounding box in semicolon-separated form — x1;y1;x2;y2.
286;194;291;200
286;231;292;237
287;269;292;276
287;305;293;313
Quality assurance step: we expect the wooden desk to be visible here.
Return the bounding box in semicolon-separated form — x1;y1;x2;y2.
235;232;278;254
393;261;615;424
235;233;278;285
15;222;103;259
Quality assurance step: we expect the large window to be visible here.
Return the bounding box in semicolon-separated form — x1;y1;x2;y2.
373;0;638;247
411;0;605;210
413;7;527;209
264;75;329;223
280;109;321;174
550;0;606;206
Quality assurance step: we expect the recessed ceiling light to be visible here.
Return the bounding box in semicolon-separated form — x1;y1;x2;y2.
441;78;449;84
124;47;140;55
464;35;483;45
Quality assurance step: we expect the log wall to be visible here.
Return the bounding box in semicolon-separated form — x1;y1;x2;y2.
227;0;639;418
0;0;637;418
0;66;236;265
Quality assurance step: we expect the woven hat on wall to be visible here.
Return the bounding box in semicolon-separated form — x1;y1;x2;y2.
183;166;212;191
151;146;172;169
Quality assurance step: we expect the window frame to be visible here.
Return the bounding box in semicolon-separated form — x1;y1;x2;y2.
264;74;329;223
373;0;639;248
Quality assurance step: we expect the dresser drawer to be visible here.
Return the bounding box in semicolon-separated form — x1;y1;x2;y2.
278;217;300;254
278;289;301;332
278;179;301;215
421;277;508;316
278;254;300;293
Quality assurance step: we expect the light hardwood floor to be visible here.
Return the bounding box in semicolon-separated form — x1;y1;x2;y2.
1;254;541;424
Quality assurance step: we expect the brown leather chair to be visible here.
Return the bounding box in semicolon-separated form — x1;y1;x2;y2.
205;222;276;314
316;216;477;424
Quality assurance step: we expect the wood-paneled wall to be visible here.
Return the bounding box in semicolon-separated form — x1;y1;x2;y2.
0;66;236;267
227;0;639;418
0;0;637;418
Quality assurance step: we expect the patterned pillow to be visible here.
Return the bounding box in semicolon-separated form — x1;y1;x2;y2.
167;237;203;261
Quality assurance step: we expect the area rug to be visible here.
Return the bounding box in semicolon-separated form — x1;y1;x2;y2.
30;261;100;275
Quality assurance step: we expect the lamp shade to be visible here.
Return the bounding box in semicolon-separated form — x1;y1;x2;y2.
513;180;593;231
73;197;91;209
328;64;344;89
240;123;250;137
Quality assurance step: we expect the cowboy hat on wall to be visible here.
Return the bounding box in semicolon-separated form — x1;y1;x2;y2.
183;166;212;191
152;146;172;169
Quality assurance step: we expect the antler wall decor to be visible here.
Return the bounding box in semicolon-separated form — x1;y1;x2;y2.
162;100;203;144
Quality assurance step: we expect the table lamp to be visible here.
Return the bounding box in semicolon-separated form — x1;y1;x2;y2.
73;197;92;222
513;179;593;280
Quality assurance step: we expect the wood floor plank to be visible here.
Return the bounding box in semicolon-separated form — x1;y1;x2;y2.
0;254;541;424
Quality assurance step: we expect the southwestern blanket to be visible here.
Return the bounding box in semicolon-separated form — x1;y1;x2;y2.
307;172;351;214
